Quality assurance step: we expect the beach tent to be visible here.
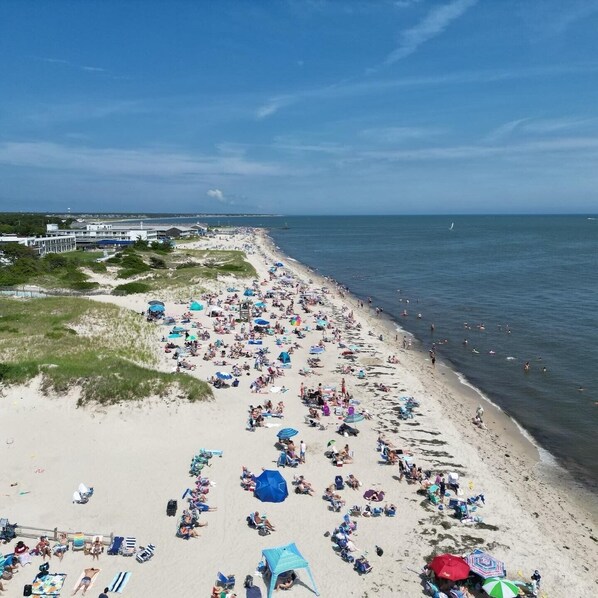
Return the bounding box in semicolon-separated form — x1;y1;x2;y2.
254;470;288;503
261;543;319;598
190;301;203;311
148;300;165;306
207;305;223;316
274;262;284;267
254;318;270;327
244;289;255;296
148;304;165;313
278;352;291;364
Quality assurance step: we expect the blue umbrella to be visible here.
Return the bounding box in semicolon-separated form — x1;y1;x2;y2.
216;371;233;380
344;413;364;424
254;470;288;503
275;262;284;267
277;428;299;440
254;301;266;308
309;346;324;354
244;289;255;296
149;304;165;313
254;318;270;327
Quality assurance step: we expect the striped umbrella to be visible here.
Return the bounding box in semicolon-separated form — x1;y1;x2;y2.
465;549;505;579
482;578;519;598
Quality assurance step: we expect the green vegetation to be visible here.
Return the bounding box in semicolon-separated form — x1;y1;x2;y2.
113;282;151;295
0;297;212;405
0;248;100;290
0;213;74;236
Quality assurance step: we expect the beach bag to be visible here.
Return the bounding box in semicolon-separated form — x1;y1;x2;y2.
375;545;384;557
23;585;32;597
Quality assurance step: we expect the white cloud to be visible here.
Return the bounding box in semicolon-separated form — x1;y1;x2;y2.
0;141;289;178
385;0;478;65
485;118;530;143
207;188;226;202
360;126;445;143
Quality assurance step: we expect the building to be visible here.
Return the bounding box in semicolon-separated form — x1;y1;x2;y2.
45;223;158;248
0;234;77;257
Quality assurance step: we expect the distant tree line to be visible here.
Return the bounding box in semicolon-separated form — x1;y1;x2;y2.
0;213;74;236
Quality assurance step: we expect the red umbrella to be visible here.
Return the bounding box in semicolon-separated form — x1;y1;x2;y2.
429;554;470;581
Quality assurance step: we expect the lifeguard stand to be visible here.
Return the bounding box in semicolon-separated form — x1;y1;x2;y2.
239;300;252;322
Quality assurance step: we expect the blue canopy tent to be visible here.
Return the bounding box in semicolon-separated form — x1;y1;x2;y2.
244;289;255;296
190;301;203;311
278;351;291;364
148;304;165;313
261;543;319;598
254;470;288;503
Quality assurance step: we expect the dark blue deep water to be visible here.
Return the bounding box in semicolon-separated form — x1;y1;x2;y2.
155;215;598;487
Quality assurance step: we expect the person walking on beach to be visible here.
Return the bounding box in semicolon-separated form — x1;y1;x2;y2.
300;440;306;463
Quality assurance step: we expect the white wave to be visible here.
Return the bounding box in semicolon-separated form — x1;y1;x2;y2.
506;356;516;360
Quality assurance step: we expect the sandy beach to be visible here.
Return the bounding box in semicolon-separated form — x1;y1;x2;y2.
1;229;596;598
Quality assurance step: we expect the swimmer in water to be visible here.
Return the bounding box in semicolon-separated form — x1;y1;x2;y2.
524;361;530;373
463;339;468;346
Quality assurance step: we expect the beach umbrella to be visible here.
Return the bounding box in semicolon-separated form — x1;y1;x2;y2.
190;301;203;311
172;326;186;332
466;549;506;579
309;346;324;355
327;440;336;447
187;334;197;341
255;301;266;308
277;428;299;440
316;319;327;328
482;578;519;598
429;554;470;581
148;300;165;306
275;262;284;267
344;413;364;424
215;371;233;380
227;287;239;292
254;470;288;503
244;289;255;296
148;304;165;313
254;318;270;327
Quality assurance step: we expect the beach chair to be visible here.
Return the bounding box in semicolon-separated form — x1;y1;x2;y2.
216;572;235;590
384;505;396;517
135;543;155;563
119;537;136;556
71;533;86;552
354;555;372;574
334;475;345;491
246;513;270;536
427;485;440;505
107;536;124;555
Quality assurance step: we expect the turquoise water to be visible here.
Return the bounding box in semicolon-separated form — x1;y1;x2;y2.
154;214;598;487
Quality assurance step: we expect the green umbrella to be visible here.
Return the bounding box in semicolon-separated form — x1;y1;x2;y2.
482;578;519;598
327;440;336;447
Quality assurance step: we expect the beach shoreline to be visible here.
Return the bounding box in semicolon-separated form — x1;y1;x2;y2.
0;228;596;596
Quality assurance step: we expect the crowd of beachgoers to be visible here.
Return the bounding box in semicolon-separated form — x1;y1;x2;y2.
1;229;596;597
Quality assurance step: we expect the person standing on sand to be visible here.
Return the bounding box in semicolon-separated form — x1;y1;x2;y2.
300;440;306;463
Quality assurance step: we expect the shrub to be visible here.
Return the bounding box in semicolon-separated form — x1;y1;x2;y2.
113;282;151;295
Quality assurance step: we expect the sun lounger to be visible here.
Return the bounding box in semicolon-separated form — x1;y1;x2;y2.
216;572;235;590
71;532;86;551
135;543;155;563
108;536;124;555
119;537;136;556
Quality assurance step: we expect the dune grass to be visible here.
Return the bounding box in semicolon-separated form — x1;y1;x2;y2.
0;297;212;405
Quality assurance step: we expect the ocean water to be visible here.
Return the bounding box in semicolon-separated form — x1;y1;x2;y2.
155;214;598;488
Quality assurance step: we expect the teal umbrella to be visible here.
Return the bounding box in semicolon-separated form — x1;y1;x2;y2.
482;578;519;598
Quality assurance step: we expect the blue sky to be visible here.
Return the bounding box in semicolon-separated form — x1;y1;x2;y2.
1;0;598;215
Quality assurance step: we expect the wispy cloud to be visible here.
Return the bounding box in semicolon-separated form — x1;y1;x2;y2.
384;0;478;65
484;118;530;143
38;57;108;74
357;136;598;162
255;63;598;119
360;126;445;143
0;141;290;178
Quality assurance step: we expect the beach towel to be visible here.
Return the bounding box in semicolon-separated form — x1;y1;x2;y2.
363;489;385;502
108;571;131;593
31;573;67;596
72;570;100;594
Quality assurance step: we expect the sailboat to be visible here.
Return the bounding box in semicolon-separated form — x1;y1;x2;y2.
449;222;454;231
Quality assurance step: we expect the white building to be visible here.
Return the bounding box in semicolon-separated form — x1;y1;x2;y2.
0;234;77;257
46;223;157;247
